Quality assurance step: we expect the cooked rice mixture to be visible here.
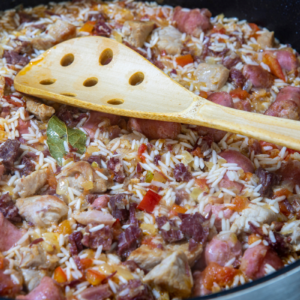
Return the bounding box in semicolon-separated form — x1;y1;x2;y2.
1;1;300;299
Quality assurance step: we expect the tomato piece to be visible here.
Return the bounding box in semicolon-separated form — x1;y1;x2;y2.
211;24;226;34
243;172;253;181
248;234;261;245
80;258;93;269
191;146;204;158
175;54;194;67
54;267;67;283
263;53;285;81
86;269;106;285
202;262;238;290
54;220;72;235
137;143;147;162
0;257;4;270
4;77;13;87
47;173;57;189
199;91;208;99
145;171;154;183
79;21;96;33
275;188;293;198
229;88;250;100
249;23;259;32
169;204;187;217
230;196;250;212
3;96;24;107
137;190;162;213
195;178;209;192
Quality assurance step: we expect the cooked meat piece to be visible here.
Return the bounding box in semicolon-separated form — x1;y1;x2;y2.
14;169;48;198
16;276;65;300
143;251;193;298
0;192;21;222
242;64;274;88
219;175;244;195
0;139;21;170
91;195;110;209
80;284;112;300
240;244;283;280
157;26;183;55
123;21;155;48
118;225;143;258
265;86;300;119
173;6;212;37
3;50;29;66
57;161;113;195
21;269;47;292
0;76;4;98
276;160;300;186
128;244;168;270
222;52;242;69
255;167;281;197
0;212;27;252
208;91;233;107
16;195;68;227
117;280;154;300
31;20;76;50
26;98;55;120
219;149;254;173
128;118;181;140
276;49;298;72
195;63;229;91
73;210;115;226
205;232;242;266
231;205;278;234
229;68;246;87
82;224;113;250
257;31;274;49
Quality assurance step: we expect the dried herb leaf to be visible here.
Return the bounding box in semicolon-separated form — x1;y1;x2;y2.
47;116;86;165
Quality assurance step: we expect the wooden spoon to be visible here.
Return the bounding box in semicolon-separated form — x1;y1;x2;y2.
14;36;300;150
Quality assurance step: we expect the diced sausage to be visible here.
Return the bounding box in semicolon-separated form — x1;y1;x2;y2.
73;210;115;226
255;167;281;197
173;7;212;37
123;21;155;48
80;284;112;300
276;49;298;73
32;20;76;50
229;68;246;88
257;31;274;49
16;276;65;300
205;232;242;266
230;205;277;234
157;26;183;55
57;161;113;195
208;92;233;107
219;175;244;195
26;98;55;120
243;64;274;88
91;195;110;209
14;169;48;198
195;63;229;91
204;204;234;232
265;86;300;119
0;76;5;98
222;52;242;69
0;212;26;252
276;160;300;186
128;118;181;140
83;111;120;138
0;139;21;170
240;244;283;280
143;251;193;298
3;51;29;66
18;119;30;135
233;98;252;111
117;280;154;300
16;195;68;227
219;149;254;173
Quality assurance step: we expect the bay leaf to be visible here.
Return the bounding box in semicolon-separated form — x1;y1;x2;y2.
46;116;86;165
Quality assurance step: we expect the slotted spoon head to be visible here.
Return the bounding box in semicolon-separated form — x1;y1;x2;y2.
14;36;198;119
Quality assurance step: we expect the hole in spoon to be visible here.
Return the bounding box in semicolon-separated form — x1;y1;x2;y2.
129;72;144;86
107;99;124;105
40;79;56;85
61;53;74;67
100;48;113;65
83;77;98;87
60;93;76;97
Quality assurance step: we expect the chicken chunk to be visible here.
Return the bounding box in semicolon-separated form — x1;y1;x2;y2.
128;244;168;270
26;98;55;120
14;169;48;198
16;195;68;228
157;26;183;55
31;20;76;50
230;205;278;234
257;31;274;49
21;269;47;292
143;251;193;298
195;63;229;91
123;21;155;48
0;75;5;98
73;210;115;226
57;161;113;195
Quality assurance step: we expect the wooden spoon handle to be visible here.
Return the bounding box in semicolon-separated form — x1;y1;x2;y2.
178;100;300;150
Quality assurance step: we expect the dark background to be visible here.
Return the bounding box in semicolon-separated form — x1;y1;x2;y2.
1;0;300;51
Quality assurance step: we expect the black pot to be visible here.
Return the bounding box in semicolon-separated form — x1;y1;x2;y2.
1;1;300;299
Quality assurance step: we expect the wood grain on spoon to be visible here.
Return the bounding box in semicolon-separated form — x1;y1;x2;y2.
14;36;300;150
